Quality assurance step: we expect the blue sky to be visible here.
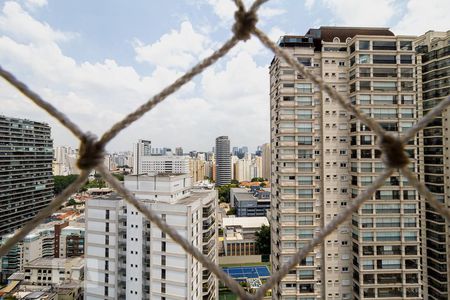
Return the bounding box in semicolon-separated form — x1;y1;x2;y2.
0;0;449;152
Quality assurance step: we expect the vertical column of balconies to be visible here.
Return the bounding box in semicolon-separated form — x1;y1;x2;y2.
349;37;422;300
320;45;353;300
419;42;450;300
270;46;320;299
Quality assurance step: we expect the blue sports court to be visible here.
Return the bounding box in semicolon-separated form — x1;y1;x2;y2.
222;266;271;279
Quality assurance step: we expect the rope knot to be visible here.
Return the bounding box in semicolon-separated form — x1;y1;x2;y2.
232;5;257;41
379;134;409;169
77;133;105;170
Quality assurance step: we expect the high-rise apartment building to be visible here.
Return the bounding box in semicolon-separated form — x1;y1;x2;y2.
85;173;218;300
415;30;450;300
175;147;184;156
215;136;231;186
0;116;53;237
270;27;422;299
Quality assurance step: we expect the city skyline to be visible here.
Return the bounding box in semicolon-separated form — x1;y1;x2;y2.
1;0;449;152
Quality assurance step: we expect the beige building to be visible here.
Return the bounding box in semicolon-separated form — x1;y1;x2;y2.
270;27;422;299
415;30;450;300
189;157;206;183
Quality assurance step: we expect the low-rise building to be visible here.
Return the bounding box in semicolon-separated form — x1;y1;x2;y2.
222;217;269;256
231;187;271;217
23;257;84;285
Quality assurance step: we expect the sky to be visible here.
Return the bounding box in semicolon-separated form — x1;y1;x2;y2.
1;0;449;153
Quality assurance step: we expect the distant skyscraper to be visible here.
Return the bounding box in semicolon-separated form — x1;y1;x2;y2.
175;147;183;156
215;136;231;186
0;116;53;237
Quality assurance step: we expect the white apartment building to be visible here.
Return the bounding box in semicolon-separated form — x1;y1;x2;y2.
270;27;421;300
85;173;218;300
132;139;189;175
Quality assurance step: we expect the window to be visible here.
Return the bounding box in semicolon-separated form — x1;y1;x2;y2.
400;41;412;50
372;41;396;51
359;40;370;50
373;81;396;91
298;189;313;198
360;81;371;91
296;96;312;106
373;55;396;64
358;54;370;64
400;55;412;64
297;57;312;66
296;83;312;93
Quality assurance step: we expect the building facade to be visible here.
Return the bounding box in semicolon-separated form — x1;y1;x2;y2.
415;30;450;300
0;116;53;236
215;136;231;186
0;223;84;282
270;27;422;299
222;217;269;256
85;174;218;300
261;143;271;180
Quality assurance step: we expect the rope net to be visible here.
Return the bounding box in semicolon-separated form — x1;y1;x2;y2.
1;1;450;299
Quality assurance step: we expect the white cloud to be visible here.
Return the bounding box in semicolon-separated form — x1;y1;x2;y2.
0;2;71;44
322;0;396;26
206;0;235;22
134;21;211;70
393;0;450;35
25;0;48;8
0;2;270;151
305;0;315;10
258;7;286;18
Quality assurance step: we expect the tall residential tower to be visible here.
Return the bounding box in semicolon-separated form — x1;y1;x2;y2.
0;116;53;237
215;136;231;186
270;27;421;299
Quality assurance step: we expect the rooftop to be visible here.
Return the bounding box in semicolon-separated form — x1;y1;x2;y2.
25;257;84;269
222;216;269;228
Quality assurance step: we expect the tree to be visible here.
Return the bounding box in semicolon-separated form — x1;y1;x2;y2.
226;207;236;215
231;179;240;185
112;173;124;181
67;198;77;206
251;177;265;182
255;224;271;255
53;175;79;194
260;182;267;187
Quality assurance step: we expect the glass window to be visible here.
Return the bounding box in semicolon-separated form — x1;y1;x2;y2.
297;109;312;119
373;68;397;77
400;55;412;64
372;41;397;51
359;81;371;91
373;95;396;105
400;41;413;50
298;189;313;198
297;57;312;66
296;96;312;106
296;83;312;93
373;81;396;91
358;54;370;64
359;40;370;50
373;55;396;64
